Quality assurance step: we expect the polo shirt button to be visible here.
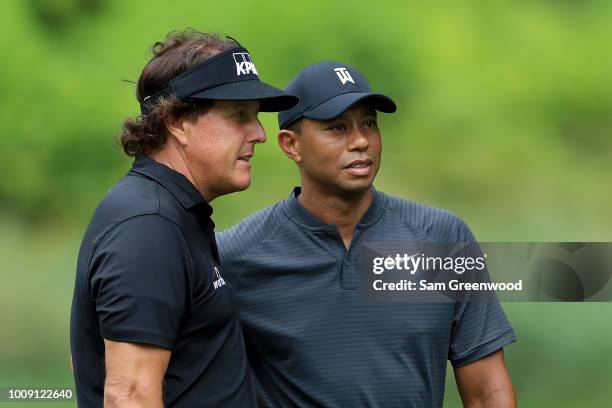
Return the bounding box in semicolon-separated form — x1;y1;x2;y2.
344;259;350;266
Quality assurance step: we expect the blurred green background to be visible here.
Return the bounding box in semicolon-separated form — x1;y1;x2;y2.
1;0;611;407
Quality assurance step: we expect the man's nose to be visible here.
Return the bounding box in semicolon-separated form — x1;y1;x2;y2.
250;121;267;144
348;127;369;151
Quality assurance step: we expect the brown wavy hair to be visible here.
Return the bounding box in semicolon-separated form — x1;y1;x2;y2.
120;29;238;157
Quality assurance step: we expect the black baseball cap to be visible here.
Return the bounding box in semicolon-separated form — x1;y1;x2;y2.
141;47;298;114
278;61;396;129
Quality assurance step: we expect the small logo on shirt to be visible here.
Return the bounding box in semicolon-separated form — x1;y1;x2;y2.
233;52;258;76
334;67;355;85
213;266;226;290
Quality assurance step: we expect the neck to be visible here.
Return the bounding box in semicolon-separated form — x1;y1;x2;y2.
149;144;214;202
298;181;373;248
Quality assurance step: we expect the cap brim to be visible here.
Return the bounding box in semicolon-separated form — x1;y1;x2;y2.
190;80;299;112
304;92;396;120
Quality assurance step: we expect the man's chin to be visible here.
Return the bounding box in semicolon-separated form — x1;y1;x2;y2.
213;178;251;198
232;176;252;193
336;178;375;196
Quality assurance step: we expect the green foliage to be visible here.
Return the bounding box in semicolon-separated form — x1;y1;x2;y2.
1;0;610;406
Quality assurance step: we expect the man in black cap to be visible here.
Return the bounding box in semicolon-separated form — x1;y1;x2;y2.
218;61;516;407
70;30;297;408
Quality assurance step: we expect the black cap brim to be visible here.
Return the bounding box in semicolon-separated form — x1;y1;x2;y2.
304;92;396;121
190;80;299;112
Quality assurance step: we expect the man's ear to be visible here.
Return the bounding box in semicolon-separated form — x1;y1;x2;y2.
164;115;190;147
278;129;302;163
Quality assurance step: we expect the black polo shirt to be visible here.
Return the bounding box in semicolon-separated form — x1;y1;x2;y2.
70;154;255;408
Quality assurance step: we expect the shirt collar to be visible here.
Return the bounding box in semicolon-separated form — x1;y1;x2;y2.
129;154;213;217
282;186;386;230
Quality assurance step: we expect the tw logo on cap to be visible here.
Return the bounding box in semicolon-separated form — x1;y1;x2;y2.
233;52;258;76
334;67;355;85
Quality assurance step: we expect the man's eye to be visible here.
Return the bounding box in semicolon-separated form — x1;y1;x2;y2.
234;111;249;122
364;119;378;128
328;123;347;131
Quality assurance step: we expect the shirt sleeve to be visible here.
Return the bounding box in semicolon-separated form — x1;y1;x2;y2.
88;214;191;350
447;219;517;367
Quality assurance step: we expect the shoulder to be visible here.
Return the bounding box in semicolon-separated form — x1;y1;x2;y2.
81;175;167;255
217;201;287;253
93;174;161;224
86;173;195;245
381;191;476;243
105;213;186;243
79;176;165;268
87;214;190;288
90;213;188;269
216;201;288;286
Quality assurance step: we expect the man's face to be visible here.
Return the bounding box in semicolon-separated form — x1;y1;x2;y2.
296;102;382;195
182;100;265;199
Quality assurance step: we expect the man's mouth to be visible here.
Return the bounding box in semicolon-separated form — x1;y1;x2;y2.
344;159;373;176
238;154;253;163
344;159;372;169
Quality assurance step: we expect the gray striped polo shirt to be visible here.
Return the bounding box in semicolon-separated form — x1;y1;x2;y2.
217;187;516;408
